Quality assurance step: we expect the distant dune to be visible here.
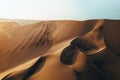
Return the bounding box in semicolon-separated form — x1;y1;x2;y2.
0;19;120;80
0;18;39;26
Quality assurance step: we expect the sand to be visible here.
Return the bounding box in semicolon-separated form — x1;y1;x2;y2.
0;19;120;80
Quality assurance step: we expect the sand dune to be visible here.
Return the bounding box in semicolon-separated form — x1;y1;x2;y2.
0;20;95;72
0;18;39;26
0;19;120;80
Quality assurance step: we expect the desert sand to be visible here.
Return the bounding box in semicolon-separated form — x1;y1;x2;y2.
0;19;120;80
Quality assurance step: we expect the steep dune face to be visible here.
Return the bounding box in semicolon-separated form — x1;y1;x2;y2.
103;20;120;56
0;19;120;80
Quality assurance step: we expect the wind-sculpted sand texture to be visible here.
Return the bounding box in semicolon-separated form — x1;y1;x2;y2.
0;19;120;80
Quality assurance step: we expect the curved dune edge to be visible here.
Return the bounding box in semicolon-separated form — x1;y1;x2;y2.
0;19;120;80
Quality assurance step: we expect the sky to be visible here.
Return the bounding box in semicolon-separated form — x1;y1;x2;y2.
0;0;120;20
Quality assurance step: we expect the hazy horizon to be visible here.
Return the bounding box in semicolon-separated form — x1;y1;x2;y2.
0;0;120;20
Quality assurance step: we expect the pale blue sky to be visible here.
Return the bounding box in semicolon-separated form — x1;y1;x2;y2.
0;0;120;20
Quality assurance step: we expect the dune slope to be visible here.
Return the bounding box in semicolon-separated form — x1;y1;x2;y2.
0;19;120;80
